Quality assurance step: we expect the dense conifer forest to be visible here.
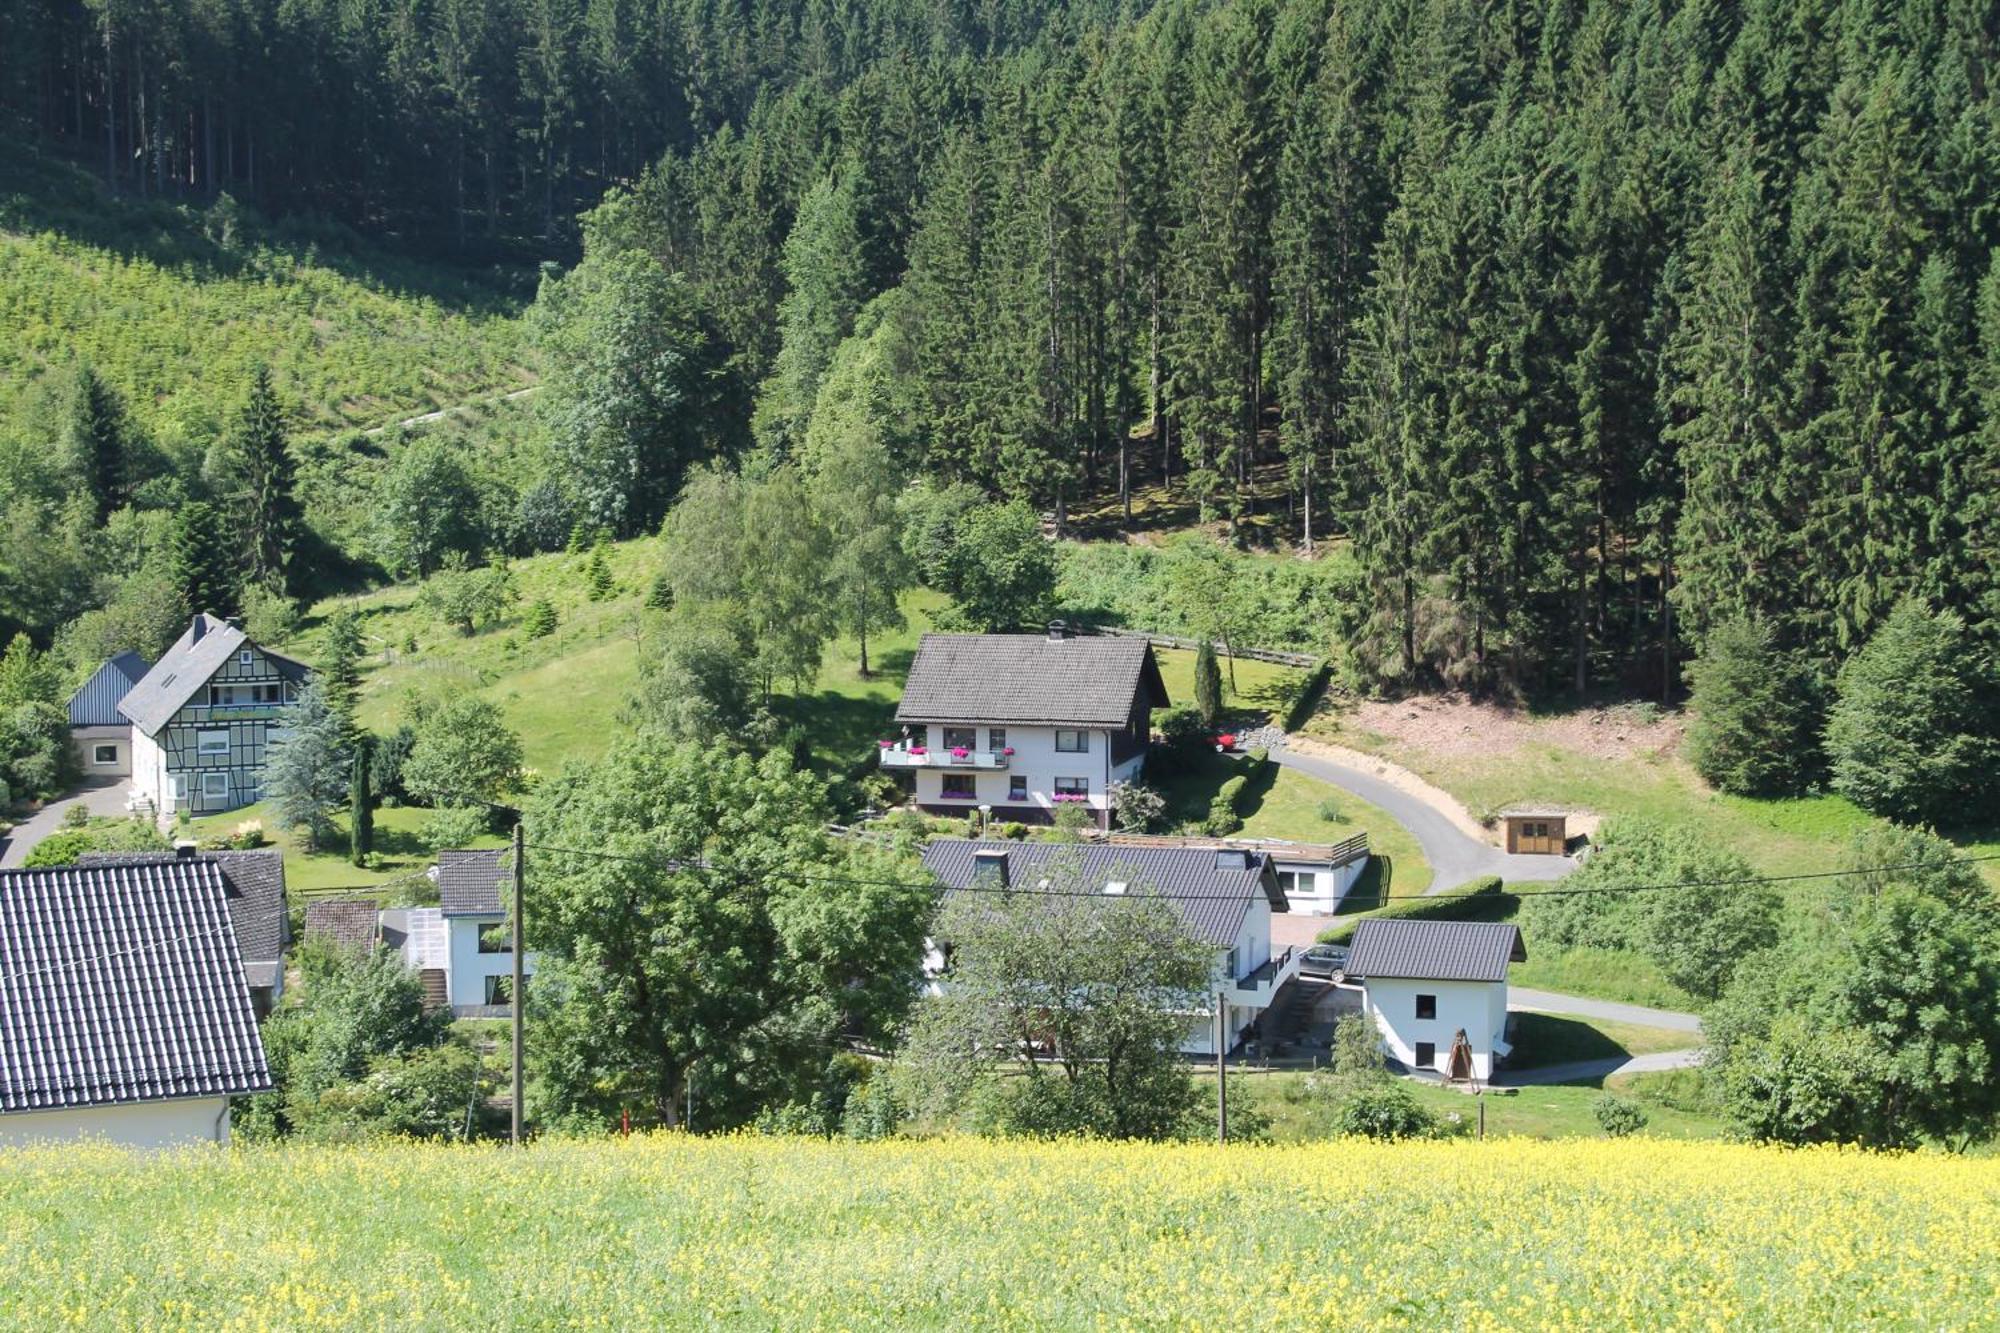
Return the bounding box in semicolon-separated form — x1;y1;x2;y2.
2;0;1997;705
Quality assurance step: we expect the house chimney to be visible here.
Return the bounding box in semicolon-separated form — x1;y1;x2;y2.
173;839;200;860
972;847;1010;887
1046;620;1068;642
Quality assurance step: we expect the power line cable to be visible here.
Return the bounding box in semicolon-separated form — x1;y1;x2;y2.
520;840;2000;904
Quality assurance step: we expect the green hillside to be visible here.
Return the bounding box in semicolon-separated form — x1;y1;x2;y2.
0;144;533;443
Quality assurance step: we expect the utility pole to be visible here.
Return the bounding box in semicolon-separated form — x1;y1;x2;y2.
510;820;526;1147
1215;991;1227;1145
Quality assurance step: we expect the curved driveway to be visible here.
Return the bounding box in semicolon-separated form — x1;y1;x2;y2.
1274;748;1576;894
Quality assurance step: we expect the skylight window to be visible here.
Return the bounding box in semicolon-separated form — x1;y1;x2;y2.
1103;880;1128;896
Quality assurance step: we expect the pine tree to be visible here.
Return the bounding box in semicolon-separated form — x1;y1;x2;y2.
524;599;558;638
1193;638;1223;725
231;365;302;594
350;745;374;866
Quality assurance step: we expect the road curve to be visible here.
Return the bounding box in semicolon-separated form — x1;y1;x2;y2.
1273;747;1576;894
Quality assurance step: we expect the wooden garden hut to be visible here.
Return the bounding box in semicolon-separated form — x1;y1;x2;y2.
1499;806;1568;855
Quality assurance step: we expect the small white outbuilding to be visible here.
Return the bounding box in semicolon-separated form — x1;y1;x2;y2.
1347;918;1525;1083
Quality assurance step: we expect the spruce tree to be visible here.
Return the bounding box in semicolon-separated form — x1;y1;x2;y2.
231;365;302;594
58;361;128;523
169;501;238;620
321;606;365;742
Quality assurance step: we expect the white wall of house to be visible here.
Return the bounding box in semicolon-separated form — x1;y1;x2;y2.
129;726;169;820
1273;857;1370;915
906;723;1134;817
445;914;535;1013
1362;976;1510;1081
0;1096;231;1149
70;724;135;778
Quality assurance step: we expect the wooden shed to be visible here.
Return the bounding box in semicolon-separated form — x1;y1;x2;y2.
1499;806;1568;855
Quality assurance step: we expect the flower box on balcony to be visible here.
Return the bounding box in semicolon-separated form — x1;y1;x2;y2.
951;747;970;760
1001;747;1015;756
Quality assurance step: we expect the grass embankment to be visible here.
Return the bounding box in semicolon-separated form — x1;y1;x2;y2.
3;1136;1992;1326
0;142;533;438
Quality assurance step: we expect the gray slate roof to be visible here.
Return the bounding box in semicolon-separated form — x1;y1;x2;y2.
79;850;289;971
921;839;1283;949
116;613;312;736
304;896;382;953
1345;919;1526;983
0;860;273;1113
67;651;151;728
437;848;507;917
895;634;1169;727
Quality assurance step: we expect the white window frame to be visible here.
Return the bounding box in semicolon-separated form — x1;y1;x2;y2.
91;743;119;766
1054;729;1089;753
238;649;255;666
1054;776;1089;797
197;729;231;756
199;772;230;799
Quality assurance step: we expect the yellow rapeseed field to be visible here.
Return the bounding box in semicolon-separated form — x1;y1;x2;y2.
1;1135;1996;1329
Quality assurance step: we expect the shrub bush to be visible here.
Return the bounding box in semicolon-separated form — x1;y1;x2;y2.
1686;617;1824;797
1593;1094;1650;1138
1334;1083;1438;1140
1151;705;1209;777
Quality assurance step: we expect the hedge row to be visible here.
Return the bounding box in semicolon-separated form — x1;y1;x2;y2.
1201;748;1271;837
1315;874;1515;946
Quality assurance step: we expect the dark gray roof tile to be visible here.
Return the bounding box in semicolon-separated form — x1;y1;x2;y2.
1345;919;1526;983
117;615;311;736
921;839;1281;949
437;848;507;917
895;634;1169;728
0;860;273;1112
79;850;288;966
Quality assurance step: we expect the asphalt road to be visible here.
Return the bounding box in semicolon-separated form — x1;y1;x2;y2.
1273;747;1578;894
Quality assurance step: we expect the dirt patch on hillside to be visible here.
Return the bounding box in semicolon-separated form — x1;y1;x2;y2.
1337;693;1685;764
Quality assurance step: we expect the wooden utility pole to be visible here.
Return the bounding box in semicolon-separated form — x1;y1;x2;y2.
1215;992;1227;1145
511;820;526;1146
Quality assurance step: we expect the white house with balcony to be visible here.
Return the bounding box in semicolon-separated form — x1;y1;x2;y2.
1346;918;1526;1083
882;624;1169;830
107;613;312;825
919;840;1303;1055
381;849;536;1017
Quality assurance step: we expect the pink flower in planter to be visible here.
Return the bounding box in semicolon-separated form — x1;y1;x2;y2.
909;746;927;756
1002;747;1015;756
952;747;970;759
878;739;893;749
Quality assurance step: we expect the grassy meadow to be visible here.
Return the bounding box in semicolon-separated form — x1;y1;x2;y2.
3;1135;1993;1328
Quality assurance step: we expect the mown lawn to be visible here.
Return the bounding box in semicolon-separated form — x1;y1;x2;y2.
185;801;503;892
1504;1011;1696;1068
1509;945;1701;1012
5;1135;1992;1327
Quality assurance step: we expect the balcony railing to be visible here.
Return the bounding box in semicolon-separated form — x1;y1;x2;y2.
1233;946;1300;994
187;702;290;722
879;745;1010;771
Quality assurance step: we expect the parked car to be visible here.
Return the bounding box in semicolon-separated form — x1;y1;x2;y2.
1299;944;1348;979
